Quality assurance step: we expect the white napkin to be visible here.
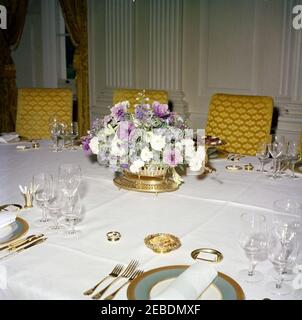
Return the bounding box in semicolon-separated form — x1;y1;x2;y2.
0;212;16;229
152;262;218;300
0;133;20;144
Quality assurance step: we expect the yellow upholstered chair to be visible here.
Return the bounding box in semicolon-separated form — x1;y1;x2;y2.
16;88;73;139
113;89;168;113
206;93;274;155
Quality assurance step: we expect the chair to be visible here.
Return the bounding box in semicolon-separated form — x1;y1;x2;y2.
113;89;168;113
16;88;73;139
206;93;274;155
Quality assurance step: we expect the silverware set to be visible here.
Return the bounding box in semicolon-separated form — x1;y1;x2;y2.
0;234;47;261
84;259;143;300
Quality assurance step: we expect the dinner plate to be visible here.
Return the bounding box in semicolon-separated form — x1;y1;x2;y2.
0;217;29;246
127;265;245;300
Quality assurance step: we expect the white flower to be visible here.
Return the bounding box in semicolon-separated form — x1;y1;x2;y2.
89;137;100;155
196;145;206;161
104;125;115;136
141;147;153;162
130;159;145;173
182;139;194;149
150;134;166;151
189;154;203;171
111;137;126;157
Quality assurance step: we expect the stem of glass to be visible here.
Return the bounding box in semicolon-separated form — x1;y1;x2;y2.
291;162;296;178
42;202;47;222
260;159;264;173
248;261;256;277
276;268;285;290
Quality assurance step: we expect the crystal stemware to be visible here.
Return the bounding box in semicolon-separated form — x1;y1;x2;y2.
58;164;82;201
266;227;299;295
33;173;53;227
50;122;65;152
287;141;301;179
65;122;79;151
268;141;283;179
46;180;66;234
61;193;83;238
256;142;269;173
238;213;268;282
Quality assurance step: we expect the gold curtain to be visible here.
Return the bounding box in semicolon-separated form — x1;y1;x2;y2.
59;0;90;137
0;0;28;132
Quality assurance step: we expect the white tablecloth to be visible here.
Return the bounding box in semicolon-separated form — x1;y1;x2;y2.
0;141;301;300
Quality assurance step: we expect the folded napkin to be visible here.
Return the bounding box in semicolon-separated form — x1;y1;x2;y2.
152;263;217;300
0;133;20;144
0;212;16;229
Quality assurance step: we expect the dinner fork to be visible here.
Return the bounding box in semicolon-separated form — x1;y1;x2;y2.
83;264;123;296
104;269;144;300
92;259;139;300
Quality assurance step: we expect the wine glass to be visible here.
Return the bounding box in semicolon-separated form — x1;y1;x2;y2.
256;142;269;173
268;141;283;179
58;164;82;202
65;122;79;151
50;122;65;152
46;180;66;234
266;227;299;295
238;213;268;282
287;141;301;179
33;173;53;227
61;192;83;238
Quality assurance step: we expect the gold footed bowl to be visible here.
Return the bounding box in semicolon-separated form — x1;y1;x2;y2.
113;166;179;194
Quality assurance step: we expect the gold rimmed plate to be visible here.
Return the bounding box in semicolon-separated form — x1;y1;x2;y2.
0;217;29;246
127;265;245;300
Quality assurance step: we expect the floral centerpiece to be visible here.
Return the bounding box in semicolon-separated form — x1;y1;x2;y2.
83;91;206;193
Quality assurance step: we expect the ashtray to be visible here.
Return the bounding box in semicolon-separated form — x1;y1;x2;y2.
144;233;181;254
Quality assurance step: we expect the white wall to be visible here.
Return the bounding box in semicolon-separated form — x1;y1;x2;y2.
89;0;302;141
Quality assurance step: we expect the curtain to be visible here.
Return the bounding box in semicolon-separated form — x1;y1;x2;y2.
59;0;90;137
0;0;28;132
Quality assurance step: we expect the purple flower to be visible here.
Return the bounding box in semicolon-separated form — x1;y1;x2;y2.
82;136;92;155
135;106;147;120
111;101;128;122
103;115;112;126
153;102;170;118
117;121;135;141
163;149;182;167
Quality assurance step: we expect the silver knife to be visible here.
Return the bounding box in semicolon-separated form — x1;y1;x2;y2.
0;237;47;261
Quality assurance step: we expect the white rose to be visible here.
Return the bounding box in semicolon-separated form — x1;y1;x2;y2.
141;147;153;162
89;137;100;155
151;135;166;151
196;145;206;161
130;159;145;173
189;155;203;171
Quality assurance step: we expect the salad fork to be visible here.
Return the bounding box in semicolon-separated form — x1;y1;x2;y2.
92;259;139;300
83;264;123;296
104;269;144;300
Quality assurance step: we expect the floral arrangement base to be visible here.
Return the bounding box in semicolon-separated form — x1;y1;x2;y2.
113;170;179;194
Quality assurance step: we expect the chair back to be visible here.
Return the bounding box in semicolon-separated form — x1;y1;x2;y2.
206;93;273;155
16;88;73;139
113;89;168;113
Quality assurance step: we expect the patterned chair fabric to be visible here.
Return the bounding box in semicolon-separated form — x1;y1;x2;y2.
113;89;168;113
206;93;274;155
16;88;73;139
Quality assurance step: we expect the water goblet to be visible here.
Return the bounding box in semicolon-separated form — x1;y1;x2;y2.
287;141;301;179
266;227;299;296
65;122;79;151
61;193;83;238
46;181;66;234
33;173;53;227
256;142;269;173
238;213;268;283
59;163;82;204
268;142;283;179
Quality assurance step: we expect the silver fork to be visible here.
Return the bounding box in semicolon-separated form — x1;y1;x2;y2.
83;264;123;296
104;269;144;300
92;259;139;300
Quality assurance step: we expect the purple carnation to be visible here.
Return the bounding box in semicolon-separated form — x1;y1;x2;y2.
117;121;135;141
153;102;170;118
82;136;92;155
163;149;182;167
111;102;128;122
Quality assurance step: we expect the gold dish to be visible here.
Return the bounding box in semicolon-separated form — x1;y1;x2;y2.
0;217;29;246
114;168;179;194
144;233;181;254
191;248;224;263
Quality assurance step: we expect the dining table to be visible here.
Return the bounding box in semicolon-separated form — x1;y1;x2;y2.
0;140;301;300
